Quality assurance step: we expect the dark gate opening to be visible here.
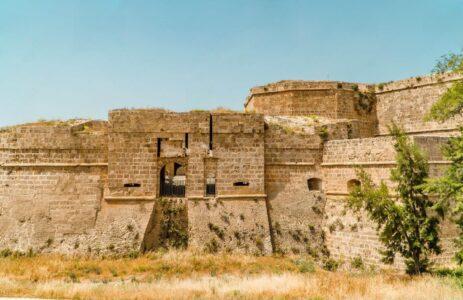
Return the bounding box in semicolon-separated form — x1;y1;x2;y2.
160;163;186;197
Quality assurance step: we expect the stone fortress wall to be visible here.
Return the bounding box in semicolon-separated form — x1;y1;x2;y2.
375;72;463;136
0;121;110;253
0;72;462;268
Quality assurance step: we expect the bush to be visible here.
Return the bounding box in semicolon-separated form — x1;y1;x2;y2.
323;258;340;272
293;258;315;273
204;239;220;253
0;249;13;258
351;256;364;270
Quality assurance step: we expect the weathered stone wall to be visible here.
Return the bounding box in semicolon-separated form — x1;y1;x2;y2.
107;109;271;253
213;113;266;195
321;136;457;267
0;121;161;255
245;81;378;138
246;89;339;118
187;198;271;254
263;117;327;255
107;109;210;198
108;109;267;196
375;73;463;136
0;122;110;253
0;71;461;267
187;113;271;253
266;165;327;256
142;197;188;251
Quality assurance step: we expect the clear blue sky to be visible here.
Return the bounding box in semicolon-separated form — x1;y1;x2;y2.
1;0;462;126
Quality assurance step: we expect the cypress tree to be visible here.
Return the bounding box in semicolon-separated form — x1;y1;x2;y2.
348;124;440;274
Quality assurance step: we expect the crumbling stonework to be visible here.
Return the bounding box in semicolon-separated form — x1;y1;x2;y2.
0;73;461;268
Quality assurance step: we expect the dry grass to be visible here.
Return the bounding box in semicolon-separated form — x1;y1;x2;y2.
0;251;461;299
0;119;91;132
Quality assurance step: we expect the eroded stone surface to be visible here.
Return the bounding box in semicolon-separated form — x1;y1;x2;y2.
0;73;461;268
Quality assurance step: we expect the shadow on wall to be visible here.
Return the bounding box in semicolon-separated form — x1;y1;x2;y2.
308;178;323;191
265;171;328;255
141;197;188;251
347;179;361;193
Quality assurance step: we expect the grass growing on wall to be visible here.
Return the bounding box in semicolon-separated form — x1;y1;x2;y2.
157;198;188;249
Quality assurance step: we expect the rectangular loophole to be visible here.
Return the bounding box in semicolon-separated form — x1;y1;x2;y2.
209;114;213;150
124;183;141;188
157;138;162;157
233;181;249;187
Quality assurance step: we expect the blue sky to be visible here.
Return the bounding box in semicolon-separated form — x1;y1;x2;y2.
0;0;462;126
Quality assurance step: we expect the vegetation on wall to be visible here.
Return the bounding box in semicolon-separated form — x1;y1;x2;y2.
317;125;329;141
427;82;463;122
433;51;463;74
424;127;463;263
156;198;188;249
347;124;441;275
426;50;463;122
354;92;376;114
424;50;463;264
425;51;463;264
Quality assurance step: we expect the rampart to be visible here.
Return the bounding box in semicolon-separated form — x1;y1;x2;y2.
0;120;110;253
375;72;463;136
0;72;462;269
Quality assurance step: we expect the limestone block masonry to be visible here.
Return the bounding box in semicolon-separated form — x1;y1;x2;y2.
0;73;461;268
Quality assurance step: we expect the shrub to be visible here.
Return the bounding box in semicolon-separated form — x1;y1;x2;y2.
157;198;188;248
351;256;364;270
323;258;340;271
67;271;79;283
208;223;225;240
426;50;463;121
255;238;265;254
45;238;53;247
293;258;315;273
0;249;12;257
204;239;220;253
317;126;329;142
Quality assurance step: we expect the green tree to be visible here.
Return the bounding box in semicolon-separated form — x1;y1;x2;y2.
425;49;463;263
424;130;463;263
348;125;441;274
432;51;463;74
424;51;463;264
426;50;463;122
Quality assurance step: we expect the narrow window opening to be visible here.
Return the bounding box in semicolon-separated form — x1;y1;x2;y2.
209;114;213;150
124;183;141;188
347;124;353;139
206;177;216;196
347;179;361;192
307;178;322;191
157;138;162;158
184;133;189;149
160;165;167;195
233;181;249;187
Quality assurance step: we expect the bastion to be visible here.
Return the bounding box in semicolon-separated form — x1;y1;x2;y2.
0;72;462;268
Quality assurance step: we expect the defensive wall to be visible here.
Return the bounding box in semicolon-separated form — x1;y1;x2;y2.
0;72;462;269
374;72;463;136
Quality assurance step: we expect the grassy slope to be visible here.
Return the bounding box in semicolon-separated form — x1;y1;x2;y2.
0;251;462;299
